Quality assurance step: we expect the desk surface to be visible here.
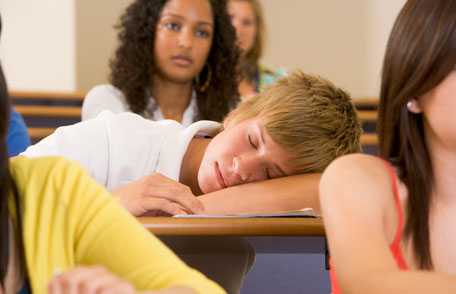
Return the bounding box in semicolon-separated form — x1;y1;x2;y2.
139;217;325;236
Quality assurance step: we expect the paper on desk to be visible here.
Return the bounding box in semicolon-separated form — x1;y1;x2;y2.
173;208;316;218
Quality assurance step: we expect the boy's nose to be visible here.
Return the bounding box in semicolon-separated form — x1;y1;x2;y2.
233;155;260;183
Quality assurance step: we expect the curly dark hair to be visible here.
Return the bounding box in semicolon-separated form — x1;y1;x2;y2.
110;0;240;122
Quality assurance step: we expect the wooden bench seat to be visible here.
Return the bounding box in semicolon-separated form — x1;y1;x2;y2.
354;98;379;112
15;105;81;118
16;106;378;123
357;110;378;122
27;126;379;149
10;91;84;101
13;92;381;153
28;127;55;141
360;133;378;145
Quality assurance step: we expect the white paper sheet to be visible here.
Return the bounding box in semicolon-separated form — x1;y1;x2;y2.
173;208;316;218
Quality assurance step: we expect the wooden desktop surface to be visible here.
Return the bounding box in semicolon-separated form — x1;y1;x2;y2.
139;216;325;236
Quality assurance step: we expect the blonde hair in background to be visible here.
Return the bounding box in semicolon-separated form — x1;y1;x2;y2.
232;0;265;81
225;71;362;173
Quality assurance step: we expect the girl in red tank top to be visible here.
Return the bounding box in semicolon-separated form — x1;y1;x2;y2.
319;0;456;292
329;162;408;294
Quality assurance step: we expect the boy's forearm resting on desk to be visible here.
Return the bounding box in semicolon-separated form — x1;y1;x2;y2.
198;173;321;214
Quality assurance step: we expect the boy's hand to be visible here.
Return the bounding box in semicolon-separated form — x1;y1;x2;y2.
112;173;205;216
48;266;136;294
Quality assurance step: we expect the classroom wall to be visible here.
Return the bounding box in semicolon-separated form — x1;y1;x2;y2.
366;0;408;94
75;0;133;92
260;0;406;98
0;1;406;95
0;0;76;92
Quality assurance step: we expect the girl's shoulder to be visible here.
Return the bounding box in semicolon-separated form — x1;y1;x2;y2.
320;153;408;247
324;153;389;178
321;153;400;210
85;84;125;99
10;156;93;206
82;84;130;120
11;156;88;191
11;156;110;218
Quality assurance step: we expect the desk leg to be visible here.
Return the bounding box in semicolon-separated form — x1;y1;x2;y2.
324;237;330;270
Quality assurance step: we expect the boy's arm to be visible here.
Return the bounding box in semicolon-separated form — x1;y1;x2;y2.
198;173;321;214
111;173;320;216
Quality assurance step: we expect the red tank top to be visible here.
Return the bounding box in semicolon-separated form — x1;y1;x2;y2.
329;161;408;294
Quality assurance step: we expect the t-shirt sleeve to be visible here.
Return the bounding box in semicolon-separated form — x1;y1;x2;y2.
82;85;130;121
57;160;225;294
7;109;31;157
20;117;110;186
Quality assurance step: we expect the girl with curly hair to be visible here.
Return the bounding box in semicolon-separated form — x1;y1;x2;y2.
82;0;239;125
227;0;286;99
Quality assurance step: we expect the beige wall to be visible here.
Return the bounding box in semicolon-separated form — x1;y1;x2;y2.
260;0;406;98
1;1;407;98
0;0;76;91
76;0;133;92
366;1;407;95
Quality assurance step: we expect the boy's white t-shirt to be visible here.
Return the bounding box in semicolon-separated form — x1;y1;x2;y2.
21;111;221;191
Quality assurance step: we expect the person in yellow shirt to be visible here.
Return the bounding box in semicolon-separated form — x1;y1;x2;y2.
0;48;224;294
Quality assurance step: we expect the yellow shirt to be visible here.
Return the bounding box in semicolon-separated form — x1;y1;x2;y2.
10;156;225;294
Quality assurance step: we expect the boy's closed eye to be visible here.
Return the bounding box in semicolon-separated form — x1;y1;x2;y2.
248;134;257;149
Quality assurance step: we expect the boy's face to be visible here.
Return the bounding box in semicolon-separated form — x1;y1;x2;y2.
197;118;296;193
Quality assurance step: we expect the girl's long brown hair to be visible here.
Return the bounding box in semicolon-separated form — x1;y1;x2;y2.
0;16;27;289
378;0;456;269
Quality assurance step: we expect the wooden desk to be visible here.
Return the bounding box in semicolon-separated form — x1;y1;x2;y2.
139;216;324;236
139;217;326;254
140;217;328;292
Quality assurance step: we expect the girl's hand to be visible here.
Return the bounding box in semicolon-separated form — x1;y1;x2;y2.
48;266;136;294
113;173;204;216
48;266;197;294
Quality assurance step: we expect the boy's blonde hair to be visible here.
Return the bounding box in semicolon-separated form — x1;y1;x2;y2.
225;71;361;173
